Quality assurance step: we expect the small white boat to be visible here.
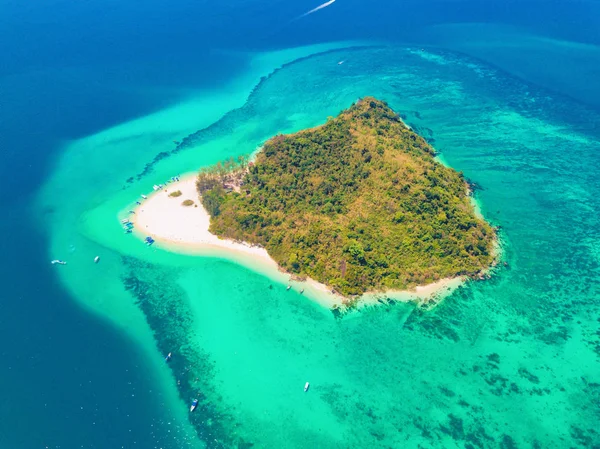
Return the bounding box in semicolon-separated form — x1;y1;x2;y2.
165;352;172;362
51;260;67;265
190;399;198;412
304;382;310;392
141;194;148;199
120;219;130;224
337;60;345;65
153;185;160;191
94;256;100;263
300;289;305;294
286;285;291;291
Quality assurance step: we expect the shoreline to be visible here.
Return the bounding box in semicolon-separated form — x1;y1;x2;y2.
128;175;468;310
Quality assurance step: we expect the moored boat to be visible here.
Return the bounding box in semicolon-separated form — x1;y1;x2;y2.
165;352;172;362
304;382;310;392
94;256;100;263
190;399;198;412
51;259;67;265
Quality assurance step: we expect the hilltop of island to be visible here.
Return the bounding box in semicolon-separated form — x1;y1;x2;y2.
195;97;496;296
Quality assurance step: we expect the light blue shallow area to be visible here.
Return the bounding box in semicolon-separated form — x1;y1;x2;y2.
39;45;600;447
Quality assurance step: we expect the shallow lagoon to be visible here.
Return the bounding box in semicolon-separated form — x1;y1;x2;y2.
39;44;600;447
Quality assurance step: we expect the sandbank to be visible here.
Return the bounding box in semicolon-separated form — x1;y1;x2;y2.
129;175;465;310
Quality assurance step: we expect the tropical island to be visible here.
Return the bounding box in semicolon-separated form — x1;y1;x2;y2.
192;97;497;297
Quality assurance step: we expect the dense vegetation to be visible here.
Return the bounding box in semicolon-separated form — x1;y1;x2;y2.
197;97;496;296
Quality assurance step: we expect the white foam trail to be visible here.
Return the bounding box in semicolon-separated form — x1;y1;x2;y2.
298;0;336;19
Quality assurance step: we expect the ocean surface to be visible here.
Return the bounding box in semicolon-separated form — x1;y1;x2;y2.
1;1;599;448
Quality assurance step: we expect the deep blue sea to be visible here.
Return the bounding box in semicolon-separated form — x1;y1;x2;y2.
1;1;599;448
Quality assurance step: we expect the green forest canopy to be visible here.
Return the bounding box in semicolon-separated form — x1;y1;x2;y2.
197;97;496;296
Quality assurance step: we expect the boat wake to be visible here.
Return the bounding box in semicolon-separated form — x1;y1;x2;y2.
295;0;336;20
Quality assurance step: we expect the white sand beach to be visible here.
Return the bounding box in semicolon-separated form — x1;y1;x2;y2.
132;175;277;264
130;175;464;309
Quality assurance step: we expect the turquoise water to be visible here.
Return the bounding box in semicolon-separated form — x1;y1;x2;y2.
36;44;600;447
